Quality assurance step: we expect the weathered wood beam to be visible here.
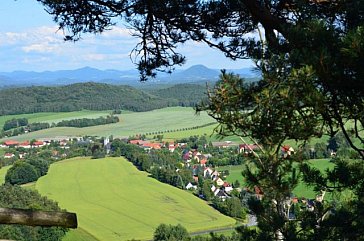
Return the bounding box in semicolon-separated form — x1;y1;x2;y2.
0;208;77;228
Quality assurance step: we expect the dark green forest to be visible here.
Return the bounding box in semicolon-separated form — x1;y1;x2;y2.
0;82;208;116
146;83;207;107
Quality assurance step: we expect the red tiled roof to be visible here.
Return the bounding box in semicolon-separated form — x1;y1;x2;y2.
143;143;161;149
33;141;44;146
19;141;30;146
129;140;141;145
223;182;230;187
239;144;259;150
4;140;19;146
200;159;207;165
282;145;290;152
4;153;14;157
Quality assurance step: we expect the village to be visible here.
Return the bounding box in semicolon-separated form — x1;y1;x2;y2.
0;135;325;222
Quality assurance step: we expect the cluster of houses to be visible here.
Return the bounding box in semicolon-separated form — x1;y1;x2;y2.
1;140;46;159
128;138;303;204
186;150;235;200
0;140;46;149
0;138;71;160
128;139;241;200
128;139;183;152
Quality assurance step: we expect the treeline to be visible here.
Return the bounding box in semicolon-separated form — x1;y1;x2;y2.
152;223;240;241
0;82;208;116
135;122;216;138
3;118;28;131
111;140;193;189
1;122;50;138
56;115;119;128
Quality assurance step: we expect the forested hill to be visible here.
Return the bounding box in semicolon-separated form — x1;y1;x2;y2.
146;83;208;107
0;82;176;115
0;82;208;115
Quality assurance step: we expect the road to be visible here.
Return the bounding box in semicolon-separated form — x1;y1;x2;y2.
146;215;257;240
190;214;257;237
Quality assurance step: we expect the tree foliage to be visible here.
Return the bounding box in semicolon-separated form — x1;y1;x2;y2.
0;82;175;115
5;158;50;185
56;115;119;128
5;161;40;185
153;224;189;241
3;118;28;131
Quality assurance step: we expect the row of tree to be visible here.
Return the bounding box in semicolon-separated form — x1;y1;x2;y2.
56;115;119;128
111;139;193;188
3;118;28;131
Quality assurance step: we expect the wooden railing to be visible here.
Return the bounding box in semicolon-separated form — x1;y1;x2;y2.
0;208;77;228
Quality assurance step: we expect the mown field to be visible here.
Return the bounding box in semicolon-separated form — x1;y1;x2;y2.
1;107;217;141
35;157;235;241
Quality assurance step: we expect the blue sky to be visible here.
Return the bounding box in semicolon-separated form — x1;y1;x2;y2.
0;0;254;72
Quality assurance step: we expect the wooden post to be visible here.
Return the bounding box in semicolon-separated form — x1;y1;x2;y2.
0;208;77;228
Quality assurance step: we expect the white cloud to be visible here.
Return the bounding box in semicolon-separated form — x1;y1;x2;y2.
83;53;106;61
102;26;133;38
0;24;254;71
22;43;58;53
22;56;51;64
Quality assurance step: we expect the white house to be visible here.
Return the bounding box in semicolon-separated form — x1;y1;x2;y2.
4;153;15;159
203;167;214;178
186;182;197;190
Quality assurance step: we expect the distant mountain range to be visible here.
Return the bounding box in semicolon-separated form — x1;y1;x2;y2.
0;65;259;88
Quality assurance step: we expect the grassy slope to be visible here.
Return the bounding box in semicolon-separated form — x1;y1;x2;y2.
0;165;11;185
63;228;99;241
1;107;215;141
36;157;235;241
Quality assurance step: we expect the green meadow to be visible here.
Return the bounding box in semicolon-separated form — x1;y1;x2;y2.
36;157;235;241
218;159;334;199
216;165;246;184
1;107;216;141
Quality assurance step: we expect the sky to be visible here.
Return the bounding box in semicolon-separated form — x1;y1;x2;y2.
0;0;254;72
